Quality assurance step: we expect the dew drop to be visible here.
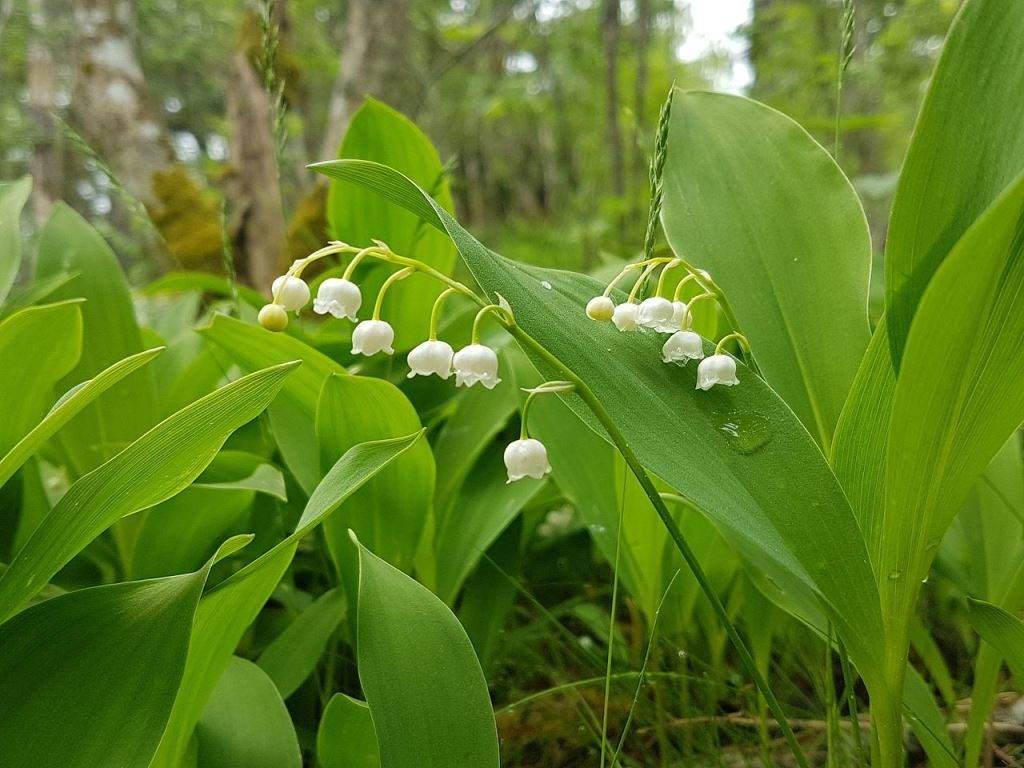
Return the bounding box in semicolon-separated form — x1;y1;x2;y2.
540;280;552;290
716;410;772;455
888;571;901;581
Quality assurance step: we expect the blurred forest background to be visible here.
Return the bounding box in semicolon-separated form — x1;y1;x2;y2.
0;0;960;291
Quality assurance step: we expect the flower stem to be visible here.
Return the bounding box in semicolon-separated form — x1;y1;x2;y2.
372;267;415;320
655;259;684;297
714;331;751;356
428;287;459;340
671;272;700;301
471;303;513;344
627;262;660;303
502;321;810;768
680;291;717;330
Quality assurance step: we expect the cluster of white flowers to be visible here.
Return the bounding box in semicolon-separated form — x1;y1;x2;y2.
585;258;743;390
259;243;551;484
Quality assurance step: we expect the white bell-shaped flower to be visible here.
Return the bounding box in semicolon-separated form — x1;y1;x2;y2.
611;302;640;331
695;354;739;390
586;296;615;322
351;319;395;356
670;301;690;329
453;344;501;389
313;278;361;321
638;296;675;329
271;275;310;311
407;339;454;380
662;330;704;364
503;438;551;482
258;303;288;332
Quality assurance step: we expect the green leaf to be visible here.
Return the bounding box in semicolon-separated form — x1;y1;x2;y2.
0;535;248;768
200;313;346;492
327;99;456;351
0;301;83;455
151;432;423;767
662;91;871;448
257;588;345;698
884;0;1024;362
880;174;1024;642
354;534;500;768
0;177;32;303
310;158;887;686
967;599;1024;683
194;656;301;768
0;347;163;490
434;442;543;603
317;693;380;768
0;362;298;623
316;373;434;596
902;667;957;768
36;203;160;473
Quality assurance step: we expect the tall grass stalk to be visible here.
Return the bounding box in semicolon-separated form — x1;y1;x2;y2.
599;464;628;768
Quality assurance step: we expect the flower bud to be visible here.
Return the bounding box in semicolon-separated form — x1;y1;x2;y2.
351;319;395;356
695;354;739;390
611;302;640;331
271;275;310;311
313;278;361;321
503;438;551;482
662;330;704;364
407;339;454;379
638;296;675;329
585;296;615;321
453;344;501;389
258;303;289;332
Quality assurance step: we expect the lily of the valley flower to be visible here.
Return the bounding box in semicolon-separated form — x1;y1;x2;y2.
313;278;361;321
611;301;640;331
696;354;739;390
585;295;615;321
453;344;501;389
352;319;395;356
271;275;310;311
503;438;551;482
638;296;675;330
662;330;704;364
258;303;289;332
407;339;454;379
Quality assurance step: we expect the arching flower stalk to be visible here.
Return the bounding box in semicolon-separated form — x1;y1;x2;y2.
504;381;572;483
407;287;460;379
453;304;510;389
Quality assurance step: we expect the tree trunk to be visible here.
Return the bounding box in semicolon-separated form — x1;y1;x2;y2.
26;0;63;224
226;50;287;294
601;0;625;244
320;0;413;159
70;0;172;208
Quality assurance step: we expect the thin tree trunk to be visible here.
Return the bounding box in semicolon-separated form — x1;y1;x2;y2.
226;50;287;294
632;0;652;219
26;0;62;224
320;0;413;159
601;0;625;246
70;0;172;207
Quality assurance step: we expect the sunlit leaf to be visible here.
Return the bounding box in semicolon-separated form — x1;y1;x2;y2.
0;177;32;303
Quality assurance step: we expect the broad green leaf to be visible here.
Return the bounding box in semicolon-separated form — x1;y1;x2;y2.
885;0;1024;362
151;433;423;767
354;535;500;768
880;174;1024;644
132;457;285;579
0;347;163;490
434;443;543;603
0;535;248;768
0;362;298;623
36;203;160;473
257;587;345;698
0;177;32;303
0;270;78;321
967;599;1024;683
316;373;434;594
0;301;83;455
830;316;895;559
200;313;345;492
310;159;887;685
194;656;301;768
317;693;380;768
662;91;870;448
327;99;457;351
